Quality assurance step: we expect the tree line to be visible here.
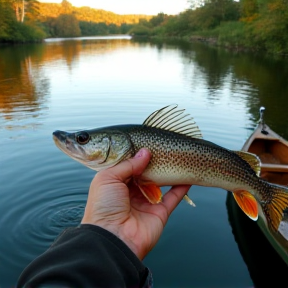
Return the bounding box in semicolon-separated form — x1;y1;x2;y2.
1;0;288;54
0;0;46;42
0;0;151;42
130;0;288;55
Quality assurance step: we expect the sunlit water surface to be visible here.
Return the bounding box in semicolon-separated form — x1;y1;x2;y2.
1;36;288;287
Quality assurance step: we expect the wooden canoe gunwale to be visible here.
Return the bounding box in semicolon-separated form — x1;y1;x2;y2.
242;122;288;185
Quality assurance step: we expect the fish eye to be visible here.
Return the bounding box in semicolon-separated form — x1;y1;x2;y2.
76;132;90;145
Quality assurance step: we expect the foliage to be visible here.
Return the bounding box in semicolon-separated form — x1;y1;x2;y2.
149;13;168;27
0;0;16;41
0;0;46;42
1;0;288;54
215;21;249;47
36;0;154;38
138;19;152;28
79;21;108;36
0;0;152;42
162;11;192;36
8;20;45;42
128;13;173;37
53;14;81;37
129;25;151;36
247;0;288;54
150;26;166;37
37;1;152;26
150;0;288;54
119;23;134;34
240;0;258;22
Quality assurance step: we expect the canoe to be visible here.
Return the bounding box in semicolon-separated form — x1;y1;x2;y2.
242;107;288;186
226;107;288;285
241;107;288;265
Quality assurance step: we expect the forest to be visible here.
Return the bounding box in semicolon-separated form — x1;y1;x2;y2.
130;0;288;55
0;0;288;54
0;0;151;41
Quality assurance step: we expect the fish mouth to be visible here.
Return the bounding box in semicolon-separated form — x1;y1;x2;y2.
53;130;68;143
53;130;74;155
53;130;87;162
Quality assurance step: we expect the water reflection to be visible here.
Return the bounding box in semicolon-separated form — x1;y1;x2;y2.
185;40;288;138
180;41;288;138
0;36;134;132
0;45;50;133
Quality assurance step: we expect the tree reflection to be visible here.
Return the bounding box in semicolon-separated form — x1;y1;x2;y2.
179;41;288;138
0;44;50;125
0;38;132;129
231;54;288;138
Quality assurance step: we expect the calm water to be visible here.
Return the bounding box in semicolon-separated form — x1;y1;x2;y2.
1;35;288;287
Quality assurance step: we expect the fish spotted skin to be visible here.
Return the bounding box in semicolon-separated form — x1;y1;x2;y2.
112;125;256;188
53;105;288;232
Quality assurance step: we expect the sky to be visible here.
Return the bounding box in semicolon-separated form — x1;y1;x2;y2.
39;0;190;15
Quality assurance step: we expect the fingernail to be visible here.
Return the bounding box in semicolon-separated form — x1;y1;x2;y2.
135;149;144;158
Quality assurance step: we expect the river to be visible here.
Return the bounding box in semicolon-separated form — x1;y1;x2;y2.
1;35;288;287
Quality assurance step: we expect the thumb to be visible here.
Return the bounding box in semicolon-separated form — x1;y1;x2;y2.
102;148;151;183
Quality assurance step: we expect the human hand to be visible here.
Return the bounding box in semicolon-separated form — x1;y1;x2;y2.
81;148;191;260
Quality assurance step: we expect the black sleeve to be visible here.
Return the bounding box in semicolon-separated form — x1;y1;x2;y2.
17;224;153;288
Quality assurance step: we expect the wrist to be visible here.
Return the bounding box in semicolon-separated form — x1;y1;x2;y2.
78;224;148;277
81;219;144;260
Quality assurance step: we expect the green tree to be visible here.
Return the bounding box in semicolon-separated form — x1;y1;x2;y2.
108;23;120;34
149;13;167;27
54;14;81;37
120;23;133;34
129;25;151;36
0;0;45;42
0;0;16;40
79;21;109;36
240;0;258;21
95;22;109;35
249;0;288;53
138;18;152;28
164;11;192;35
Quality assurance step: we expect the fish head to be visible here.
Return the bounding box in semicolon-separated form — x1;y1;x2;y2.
53;128;133;171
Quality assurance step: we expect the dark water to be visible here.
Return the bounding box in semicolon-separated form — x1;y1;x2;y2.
1;35;288;287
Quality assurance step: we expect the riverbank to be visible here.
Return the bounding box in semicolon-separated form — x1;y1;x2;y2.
188;35;255;54
188;35;288;57
139;31;288;58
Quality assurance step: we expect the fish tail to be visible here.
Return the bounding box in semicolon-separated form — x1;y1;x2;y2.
262;183;288;232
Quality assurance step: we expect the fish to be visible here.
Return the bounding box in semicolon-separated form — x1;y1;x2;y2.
53;105;288;232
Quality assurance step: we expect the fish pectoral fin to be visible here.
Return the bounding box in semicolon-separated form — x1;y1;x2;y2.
183;194;196;207
233;190;258;221
135;179;162;204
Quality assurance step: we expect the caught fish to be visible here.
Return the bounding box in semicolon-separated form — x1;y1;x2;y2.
53;105;288;232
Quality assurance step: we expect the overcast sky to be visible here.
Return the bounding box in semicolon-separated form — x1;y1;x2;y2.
39;0;190;15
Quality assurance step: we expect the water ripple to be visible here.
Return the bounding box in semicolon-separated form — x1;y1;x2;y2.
0;186;87;271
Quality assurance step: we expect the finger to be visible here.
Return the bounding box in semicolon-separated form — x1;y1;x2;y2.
162;185;191;215
101;148;151;183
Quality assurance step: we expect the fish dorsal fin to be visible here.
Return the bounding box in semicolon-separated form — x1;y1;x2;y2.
233;151;261;176
143;104;203;139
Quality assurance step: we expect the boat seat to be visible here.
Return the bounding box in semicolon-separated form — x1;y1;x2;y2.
261;164;288;172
